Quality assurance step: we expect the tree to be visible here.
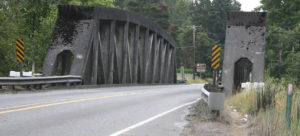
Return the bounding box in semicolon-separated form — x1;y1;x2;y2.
114;0;125;9
191;0;240;43
0;0;116;76
176;26;215;76
0;1;18;75
260;0;300;84
168;0;190;28
260;0;300;29
69;0;115;7
125;0;170;30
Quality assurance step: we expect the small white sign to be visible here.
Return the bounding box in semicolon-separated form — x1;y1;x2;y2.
197;63;206;73
9;71;32;77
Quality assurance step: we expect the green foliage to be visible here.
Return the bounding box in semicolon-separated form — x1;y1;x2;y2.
0;0;25;75
29;5;58;72
173;0;240;78
261;0;300;29
0;0;115;76
114;0;125;9
190;0;240;43
176;68;193;74
124;0;170;30
167;0;190;28
69;0;115;7
260;0;300;84
176;27;215;70
256;83;276;113
228;74;300;135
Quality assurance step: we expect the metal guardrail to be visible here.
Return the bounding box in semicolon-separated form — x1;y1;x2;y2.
201;85;210;103
0;75;82;89
201;85;225;111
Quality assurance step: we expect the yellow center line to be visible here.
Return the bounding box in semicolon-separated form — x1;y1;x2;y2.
0;102;47;110
0;90;164;115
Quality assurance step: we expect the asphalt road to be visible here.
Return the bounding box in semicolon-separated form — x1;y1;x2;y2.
0;84;203;136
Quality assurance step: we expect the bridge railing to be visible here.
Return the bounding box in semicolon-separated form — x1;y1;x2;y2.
0;75;82;89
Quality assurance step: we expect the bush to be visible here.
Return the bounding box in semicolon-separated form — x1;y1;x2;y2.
176;68;212;78
227;75;300;135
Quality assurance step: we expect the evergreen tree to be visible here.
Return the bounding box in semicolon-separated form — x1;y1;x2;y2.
191;0;240;43
125;0;170;30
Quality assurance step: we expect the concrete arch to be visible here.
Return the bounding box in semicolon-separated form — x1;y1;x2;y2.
53;50;74;76
234;58;253;93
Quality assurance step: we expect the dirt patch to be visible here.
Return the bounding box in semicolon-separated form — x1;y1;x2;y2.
182;100;251;136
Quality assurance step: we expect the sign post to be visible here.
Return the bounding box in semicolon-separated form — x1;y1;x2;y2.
16;39;24;77
197;63;206;78
211;44;221;86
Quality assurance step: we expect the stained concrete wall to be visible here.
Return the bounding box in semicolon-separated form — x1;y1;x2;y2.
42;5;177;85
222;12;267;95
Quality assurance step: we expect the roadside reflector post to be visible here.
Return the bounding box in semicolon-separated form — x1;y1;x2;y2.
286;83;293;128
16;38;24;77
206;44;224;116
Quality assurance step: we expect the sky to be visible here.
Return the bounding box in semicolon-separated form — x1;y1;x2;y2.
236;0;262;11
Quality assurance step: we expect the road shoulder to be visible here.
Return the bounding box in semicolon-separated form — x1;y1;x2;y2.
182;99;250;136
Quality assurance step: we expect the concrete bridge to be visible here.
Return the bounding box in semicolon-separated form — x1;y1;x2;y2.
42;5;177;85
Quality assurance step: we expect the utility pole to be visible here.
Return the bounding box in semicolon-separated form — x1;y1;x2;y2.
192;25;196;80
177;25;200;80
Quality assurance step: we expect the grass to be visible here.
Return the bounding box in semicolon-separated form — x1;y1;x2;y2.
185;77;212;84
227;76;300;135
227;88;257;114
176;68;194;74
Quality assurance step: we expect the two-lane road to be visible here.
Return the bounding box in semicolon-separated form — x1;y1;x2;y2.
0;84;203;136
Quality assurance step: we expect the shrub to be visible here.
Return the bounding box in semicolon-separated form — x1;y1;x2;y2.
227;75;300;135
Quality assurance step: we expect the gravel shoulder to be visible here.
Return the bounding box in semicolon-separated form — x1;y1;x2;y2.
182;99;250;136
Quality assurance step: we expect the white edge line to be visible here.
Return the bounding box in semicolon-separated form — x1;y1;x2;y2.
110;98;201;136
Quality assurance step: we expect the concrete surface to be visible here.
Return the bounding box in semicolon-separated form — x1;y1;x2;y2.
0;84;203;136
222;12;266;95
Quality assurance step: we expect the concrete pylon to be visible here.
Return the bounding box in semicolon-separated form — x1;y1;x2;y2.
222;12;267;95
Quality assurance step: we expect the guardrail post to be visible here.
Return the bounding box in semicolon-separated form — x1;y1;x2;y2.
42;84;47;89
38;85;42;90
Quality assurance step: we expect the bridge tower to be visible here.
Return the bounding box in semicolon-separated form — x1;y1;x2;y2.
222;12;267;95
